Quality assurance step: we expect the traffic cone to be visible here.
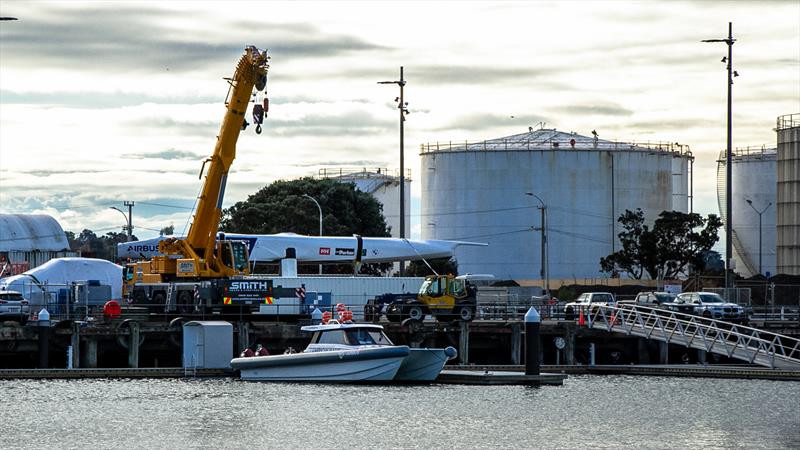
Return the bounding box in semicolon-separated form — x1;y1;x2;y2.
578;308;585;326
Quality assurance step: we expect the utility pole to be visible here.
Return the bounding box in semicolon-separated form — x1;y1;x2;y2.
111;202;135;242
703;22;737;295
526;193;549;298
378;68;409;275
124;200;134;242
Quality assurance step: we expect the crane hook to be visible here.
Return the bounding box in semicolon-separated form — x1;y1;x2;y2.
256;124;262;134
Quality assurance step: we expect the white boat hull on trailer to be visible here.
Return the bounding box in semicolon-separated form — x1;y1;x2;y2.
231;346;410;382
118;232;485;263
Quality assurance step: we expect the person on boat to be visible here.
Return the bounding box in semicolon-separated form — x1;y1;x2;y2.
255;344;269;356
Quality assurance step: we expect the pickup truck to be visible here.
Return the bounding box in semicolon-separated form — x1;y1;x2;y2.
564;292;615;320
665;292;748;324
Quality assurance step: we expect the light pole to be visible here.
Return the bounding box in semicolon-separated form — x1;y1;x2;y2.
703;22;737;293
302;194;323;275
745;199;771;276
378;68;409;275
526;192;549;298
110;202;134;242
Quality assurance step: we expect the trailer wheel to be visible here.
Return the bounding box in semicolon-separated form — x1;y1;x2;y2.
151;292;166;311
456;305;475;322
407;305;424;321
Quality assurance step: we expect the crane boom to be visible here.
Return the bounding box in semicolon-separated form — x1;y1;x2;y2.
132;46;270;283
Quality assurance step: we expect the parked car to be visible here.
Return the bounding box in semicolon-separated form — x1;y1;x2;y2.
564;292;615;320
0;290;30;325
633;291;676;308
666;292;748;324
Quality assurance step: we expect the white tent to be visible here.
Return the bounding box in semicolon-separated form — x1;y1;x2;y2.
0;257;122;306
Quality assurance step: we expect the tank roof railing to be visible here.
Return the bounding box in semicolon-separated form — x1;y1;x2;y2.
317;167;412;181
776;113;800;131
420;138;692;156
717;146;778;161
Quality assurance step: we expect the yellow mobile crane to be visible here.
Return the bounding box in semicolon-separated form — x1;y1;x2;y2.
128;46;269;287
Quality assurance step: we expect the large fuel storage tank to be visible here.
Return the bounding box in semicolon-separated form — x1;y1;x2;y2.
776;114;800;275
420;128;693;280
716;147;777;277
318;168;411;239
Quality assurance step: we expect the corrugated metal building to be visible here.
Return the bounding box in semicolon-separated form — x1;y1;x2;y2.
0;214;75;275
419;128;693;280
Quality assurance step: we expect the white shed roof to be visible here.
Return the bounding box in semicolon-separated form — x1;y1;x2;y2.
0;214;70;252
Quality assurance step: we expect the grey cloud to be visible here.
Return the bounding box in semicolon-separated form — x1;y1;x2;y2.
122;149;204;161
0;91;218;108
262;110;394;137
548;104;634;117
432;113;548;132
605;118;718;132
292;160;389;168
1;4;386;74
11;167;199;177
122;117;218;135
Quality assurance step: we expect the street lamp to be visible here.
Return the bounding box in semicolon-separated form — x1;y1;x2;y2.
745;199;772;276
378;67;409;275
110;202;134;242
302;194;323;275
525;192;549;299
703;22;737;293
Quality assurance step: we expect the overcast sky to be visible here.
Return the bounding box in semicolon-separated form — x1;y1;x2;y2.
0;1;798;246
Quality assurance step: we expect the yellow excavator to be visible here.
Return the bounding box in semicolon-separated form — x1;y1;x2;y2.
127;46;270;287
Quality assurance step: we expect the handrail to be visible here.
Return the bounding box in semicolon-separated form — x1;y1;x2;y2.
776;113;800;130
585;304;800;369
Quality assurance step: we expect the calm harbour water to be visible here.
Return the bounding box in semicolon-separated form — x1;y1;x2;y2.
1;375;798;449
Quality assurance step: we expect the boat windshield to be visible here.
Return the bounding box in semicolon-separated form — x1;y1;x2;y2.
343;328;393;346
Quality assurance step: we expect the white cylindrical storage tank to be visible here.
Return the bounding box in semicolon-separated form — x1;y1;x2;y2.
716;147;777;277
776;114;800;275
319;168;411;239
420;128;692;281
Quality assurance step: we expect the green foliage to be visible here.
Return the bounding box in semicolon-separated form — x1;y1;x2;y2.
405;257;458;277
221;177;392;275
66;229;137;261
600;209;722;279
159;225;175;236
221;177;390;237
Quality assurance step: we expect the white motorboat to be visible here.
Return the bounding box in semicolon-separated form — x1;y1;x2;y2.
231;321;409;382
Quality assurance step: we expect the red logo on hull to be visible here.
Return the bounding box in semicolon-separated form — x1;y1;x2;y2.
319;247;330;255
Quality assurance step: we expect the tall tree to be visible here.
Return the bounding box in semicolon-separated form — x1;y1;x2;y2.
600;209;722;279
221;177;391;274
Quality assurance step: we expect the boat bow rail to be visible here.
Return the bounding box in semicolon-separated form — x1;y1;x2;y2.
584;305;800;369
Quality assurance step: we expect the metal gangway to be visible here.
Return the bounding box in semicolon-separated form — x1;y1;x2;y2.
584;305;800;369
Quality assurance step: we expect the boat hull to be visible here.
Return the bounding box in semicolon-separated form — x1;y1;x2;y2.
394;347;457;382
231;346;410;382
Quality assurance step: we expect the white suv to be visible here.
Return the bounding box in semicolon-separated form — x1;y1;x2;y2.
564;292;615;320
0;290;30;325
672;292;748;324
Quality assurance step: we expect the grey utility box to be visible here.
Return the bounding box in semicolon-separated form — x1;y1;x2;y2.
182;321;233;369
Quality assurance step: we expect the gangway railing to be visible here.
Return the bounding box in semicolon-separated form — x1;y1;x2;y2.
584;305;800;369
